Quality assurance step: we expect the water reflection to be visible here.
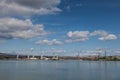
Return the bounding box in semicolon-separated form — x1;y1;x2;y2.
0;60;120;80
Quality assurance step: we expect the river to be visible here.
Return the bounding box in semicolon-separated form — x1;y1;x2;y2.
0;60;120;80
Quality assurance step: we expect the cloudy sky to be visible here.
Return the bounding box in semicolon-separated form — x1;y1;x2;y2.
0;0;120;55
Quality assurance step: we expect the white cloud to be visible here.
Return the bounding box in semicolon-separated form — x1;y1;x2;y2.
0;0;61;17
0;17;48;39
35;39;63;45
66;31;90;43
66;30;117;43
90;30;108;36
64;39;73;43
90;30;117;41
98;34;117;41
49;48;66;53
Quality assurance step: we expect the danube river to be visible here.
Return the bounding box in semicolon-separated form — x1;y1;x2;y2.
0;60;120;80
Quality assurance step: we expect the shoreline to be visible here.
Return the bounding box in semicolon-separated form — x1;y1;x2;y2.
0;53;120;61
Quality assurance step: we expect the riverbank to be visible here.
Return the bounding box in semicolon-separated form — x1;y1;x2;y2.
0;53;120;61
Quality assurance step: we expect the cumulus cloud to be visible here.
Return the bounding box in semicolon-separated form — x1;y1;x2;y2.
98;34;117;41
66;31;90;43
90;30;108;36
0;0;61;17
91;30;117;41
0;17;48;39
35;39;63;45
66;30;117;43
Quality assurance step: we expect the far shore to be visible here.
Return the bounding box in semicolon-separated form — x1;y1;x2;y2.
0;53;120;61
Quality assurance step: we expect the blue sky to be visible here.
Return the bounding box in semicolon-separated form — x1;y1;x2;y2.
0;0;120;55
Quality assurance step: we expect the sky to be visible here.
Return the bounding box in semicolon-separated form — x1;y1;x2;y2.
0;0;120;55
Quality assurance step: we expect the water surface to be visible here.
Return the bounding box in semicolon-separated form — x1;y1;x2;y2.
0;60;120;80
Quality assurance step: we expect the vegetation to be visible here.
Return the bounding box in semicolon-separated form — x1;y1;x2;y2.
0;53;120;61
